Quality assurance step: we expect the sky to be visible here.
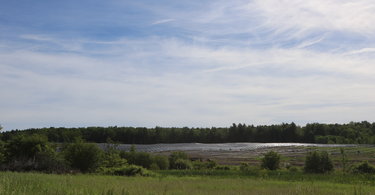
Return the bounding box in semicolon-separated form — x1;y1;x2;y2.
1;0;375;130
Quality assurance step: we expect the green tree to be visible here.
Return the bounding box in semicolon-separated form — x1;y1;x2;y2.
304;151;333;173
133;152;153;169
120;146;154;169
6;134;53;161
101;145;127;168
261;151;281;170
63;142;103;173
4;134;65;172
174;159;192;170
153;155;169;170
169;151;189;169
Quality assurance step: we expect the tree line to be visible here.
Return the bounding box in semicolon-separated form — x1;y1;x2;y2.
2;121;375;144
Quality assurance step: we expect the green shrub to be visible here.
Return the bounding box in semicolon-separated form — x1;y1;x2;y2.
288;166;299;173
261;151;281;170
169;151;189;169
101;151;127;169
1;134;67;172
121;151;153;169
215;165;231;170
350;161;375;174
153;155;169;170
149;163;160;170
134;152;153;168
193;159;217;170
33;150;69;173
121;150;169;170
240;163;261;175
174;159;192;170
240;162;250;171
5;134;53;161
111;165;154;176
304;151;333;173
63;142;103;173
192;161;204;170
204;159;217;169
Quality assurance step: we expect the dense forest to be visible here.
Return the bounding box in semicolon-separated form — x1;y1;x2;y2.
2;121;375;144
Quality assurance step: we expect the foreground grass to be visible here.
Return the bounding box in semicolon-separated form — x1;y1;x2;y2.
0;171;374;195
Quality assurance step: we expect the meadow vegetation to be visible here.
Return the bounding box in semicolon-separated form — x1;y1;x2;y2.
1;125;375;194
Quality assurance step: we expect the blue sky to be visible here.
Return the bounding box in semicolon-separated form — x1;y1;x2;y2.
1;0;375;130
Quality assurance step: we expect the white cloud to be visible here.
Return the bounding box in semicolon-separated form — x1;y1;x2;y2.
1;36;375;130
246;0;375;36
156;0;375;41
345;48;375;55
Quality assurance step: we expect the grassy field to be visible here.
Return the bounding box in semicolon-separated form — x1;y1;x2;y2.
0;171;374;195
1;146;374;194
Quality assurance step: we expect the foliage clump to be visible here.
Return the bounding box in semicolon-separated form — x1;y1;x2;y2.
173;159;192;170
120;146;169;170
304;151;333;173
63;141;103;173
169;151;189;169
350;161;375;174
261;151;281;170
240;163;261;175
152;155;169;170
102;165;155;176
2;134;67;172
193;159;217;170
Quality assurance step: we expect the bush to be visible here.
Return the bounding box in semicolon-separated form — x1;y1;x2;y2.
240;163;261;175
63;142;103;173
215;165;231;170
169;151;189;169
193;159;217;170
134;152;153;168
204;159;217;169
149;163;160;170
5;134;53;161
304;151;333;173
261;151;281;170
32;151;69;173
111;165;154;176
350;161;375;174
101;150;127;169
153;155;169;170
1;134;68;172
288;166;299;173
121;150;169;170
174;159;192;170
121;151;153;169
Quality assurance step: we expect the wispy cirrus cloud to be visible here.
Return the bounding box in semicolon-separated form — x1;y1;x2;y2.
247;0;375;36
151;19;175;25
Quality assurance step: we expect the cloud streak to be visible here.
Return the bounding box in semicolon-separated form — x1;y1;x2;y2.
151;19;175;25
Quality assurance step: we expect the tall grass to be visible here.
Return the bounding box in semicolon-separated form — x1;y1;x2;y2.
157;169;375;185
0;171;374;195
